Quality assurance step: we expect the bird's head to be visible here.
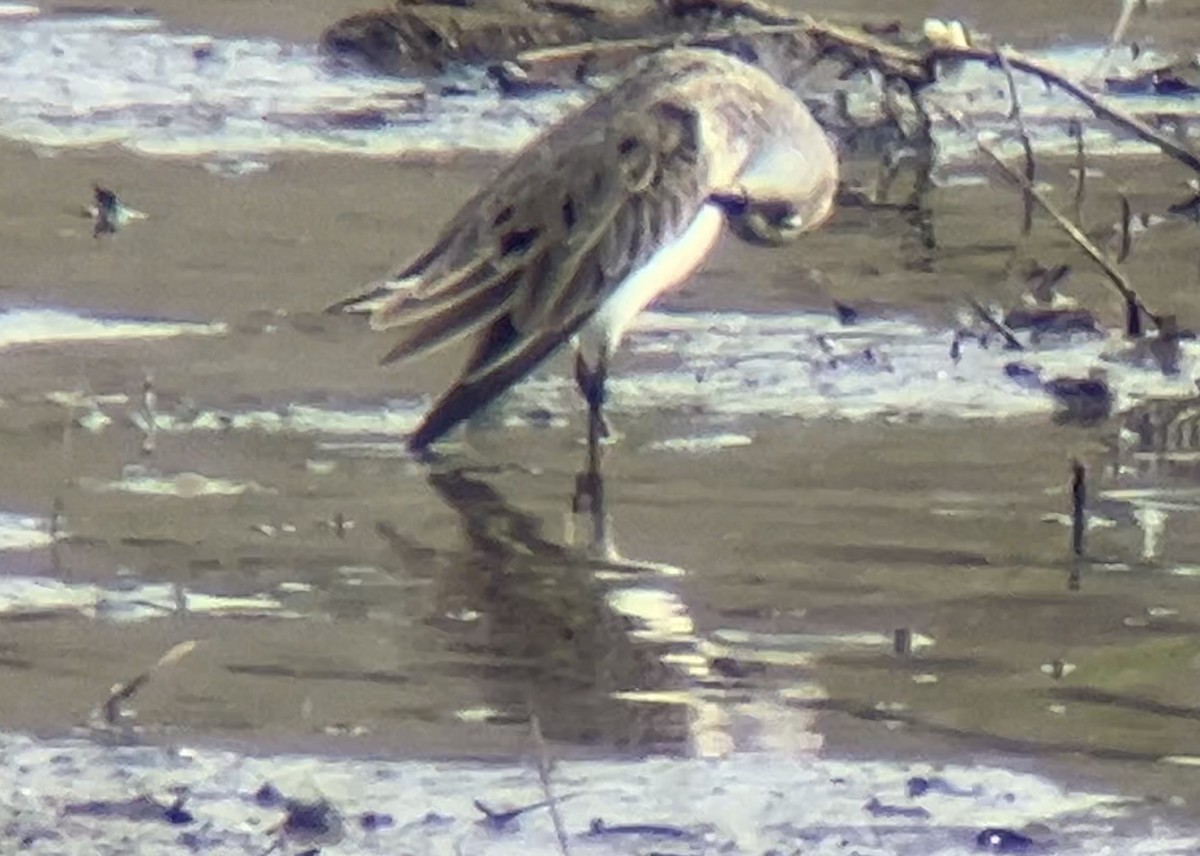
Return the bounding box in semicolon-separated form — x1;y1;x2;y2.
714;188;835;247
711;120;839;247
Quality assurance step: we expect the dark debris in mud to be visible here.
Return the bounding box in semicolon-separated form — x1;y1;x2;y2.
3;731;1188;855
62;792;193;825
271;796;346;849
976;826;1038;852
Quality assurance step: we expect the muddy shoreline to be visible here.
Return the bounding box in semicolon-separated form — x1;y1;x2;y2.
5;134;1200;778
6;0;1200;847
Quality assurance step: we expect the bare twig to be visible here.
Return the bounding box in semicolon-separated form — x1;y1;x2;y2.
1087;0;1140;85
1069;120;1087;223
1071;459;1087;557
139;372;157;456
998;53;1035;235
530;711;570;856
1126;290;1143;337
475;796;577;828
1117;193;1133;263
49;497;64;542
967;297;1025;350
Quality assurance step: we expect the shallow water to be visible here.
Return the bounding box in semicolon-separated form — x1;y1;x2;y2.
2;3;1200;163
5;0;1200;851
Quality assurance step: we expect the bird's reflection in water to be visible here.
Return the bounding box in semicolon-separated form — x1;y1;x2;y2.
373;458;802;758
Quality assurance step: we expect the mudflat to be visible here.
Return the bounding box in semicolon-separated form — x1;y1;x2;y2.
5;0;1200;828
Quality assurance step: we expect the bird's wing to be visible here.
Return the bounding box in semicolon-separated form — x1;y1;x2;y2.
382;109;712;368
326;50;762;362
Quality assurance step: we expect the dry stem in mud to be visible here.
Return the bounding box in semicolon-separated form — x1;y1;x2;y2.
531;711;571;856
997;53;1035;237
95;640;200;727
967;298;1024;352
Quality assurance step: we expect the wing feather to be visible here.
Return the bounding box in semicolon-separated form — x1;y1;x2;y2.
456;103;708;393
377;269;524;365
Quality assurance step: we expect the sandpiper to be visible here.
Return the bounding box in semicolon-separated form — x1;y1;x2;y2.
328;47;839;456
87;185;148;237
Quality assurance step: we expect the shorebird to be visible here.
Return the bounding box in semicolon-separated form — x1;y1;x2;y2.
86;184;148;237
327;47;839;457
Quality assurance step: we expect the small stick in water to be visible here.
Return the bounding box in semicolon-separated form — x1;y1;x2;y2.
1070;120;1086;224
1126;295;1143;338
967;297;1024;351
98;640;199;726
1071;459;1086;558
999;53;1035;236
49;497;64;541
1117;193;1133;264
530;711;571;856
140;373;157;456
1087;0;1140;85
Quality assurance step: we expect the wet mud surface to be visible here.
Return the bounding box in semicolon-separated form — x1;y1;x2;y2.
4;731;1193;855
5;0;1200;852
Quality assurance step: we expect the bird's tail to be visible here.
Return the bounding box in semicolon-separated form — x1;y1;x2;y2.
407;333;564;452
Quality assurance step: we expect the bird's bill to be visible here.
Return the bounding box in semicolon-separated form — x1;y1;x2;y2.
722;193;835;247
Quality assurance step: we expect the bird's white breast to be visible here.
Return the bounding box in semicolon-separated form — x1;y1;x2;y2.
575;202;725;362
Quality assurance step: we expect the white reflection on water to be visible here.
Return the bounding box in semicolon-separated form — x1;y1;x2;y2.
0;5;580;159
0;575;294;620
0;308;226;350
9;306;1200;433
0;513;52;551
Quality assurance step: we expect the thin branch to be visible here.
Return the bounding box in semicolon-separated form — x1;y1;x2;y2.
998;53;1035;235
1117;193;1133;263
1087;0;1140;85
1071;459;1087;558
1069;119;1087;223
933;101;1158;333
967;297;1025;350
530;711;570;856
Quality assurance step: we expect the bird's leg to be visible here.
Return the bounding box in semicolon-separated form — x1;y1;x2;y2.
570;460;609;551
573;350;609;516
574;350;611;446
